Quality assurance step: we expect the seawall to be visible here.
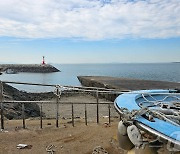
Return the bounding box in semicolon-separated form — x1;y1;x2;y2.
78;76;180;101
78;76;180;90
0;64;60;73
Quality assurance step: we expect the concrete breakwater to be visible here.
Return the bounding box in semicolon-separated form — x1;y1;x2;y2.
78;76;180;90
78;76;180;101
0;64;60;73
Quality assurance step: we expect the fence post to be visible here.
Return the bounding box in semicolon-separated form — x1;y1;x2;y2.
40;103;43;129
72;104;74;127
108;104;111;124
85;104;87;126
22;103;25;129
56;87;60;128
0;81;4;130
96;90;99;124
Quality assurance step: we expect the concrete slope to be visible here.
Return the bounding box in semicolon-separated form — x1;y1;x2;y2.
78;76;180;91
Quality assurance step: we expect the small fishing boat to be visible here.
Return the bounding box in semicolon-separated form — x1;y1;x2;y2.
114;89;180;152
5;68;17;74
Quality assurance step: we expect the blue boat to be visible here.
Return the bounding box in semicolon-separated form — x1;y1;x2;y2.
114;89;180;152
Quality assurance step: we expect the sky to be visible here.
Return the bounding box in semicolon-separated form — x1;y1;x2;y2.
0;0;180;64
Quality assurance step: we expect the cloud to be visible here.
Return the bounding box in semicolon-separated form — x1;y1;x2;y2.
0;0;179;40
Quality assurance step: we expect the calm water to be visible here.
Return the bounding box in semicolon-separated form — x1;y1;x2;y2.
0;63;179;92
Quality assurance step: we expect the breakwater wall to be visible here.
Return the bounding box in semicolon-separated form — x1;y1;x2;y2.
0;64;60;73
78;76;180;101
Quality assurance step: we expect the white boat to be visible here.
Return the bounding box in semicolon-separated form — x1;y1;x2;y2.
5;69;17;74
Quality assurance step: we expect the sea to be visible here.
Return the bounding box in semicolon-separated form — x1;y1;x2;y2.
0;63;179;92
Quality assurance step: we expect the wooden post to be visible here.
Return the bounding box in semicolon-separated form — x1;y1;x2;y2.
40;103;42;129
22;103;25;129
96;91;99;124
0;82;4;130
72;104;74;127
85;104;87;126
108;104;111;124
56;87;59;128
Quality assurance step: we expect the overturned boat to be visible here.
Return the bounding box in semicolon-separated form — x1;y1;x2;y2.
114;89;180;152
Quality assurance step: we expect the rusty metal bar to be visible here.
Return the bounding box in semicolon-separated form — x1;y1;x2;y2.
72;104;74;127
40;103;43;129
2;81;179;96
85;104;87;126
22;103;25;129
4;100;113;105
56;87;59;128
0;82;4;129
2;81;56;87
108;104;111;124
96;91;99;124
1;81;129;94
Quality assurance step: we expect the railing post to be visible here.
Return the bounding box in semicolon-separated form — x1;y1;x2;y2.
108;104;111;124
22;103;25;129
85;104;87;126
96;90;99;124
72;104;74;127
40;103;43;129
0;81;4;130
56;86;60;128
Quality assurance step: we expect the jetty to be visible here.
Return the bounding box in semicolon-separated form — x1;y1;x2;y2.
0;64;60;73
78;76;180;90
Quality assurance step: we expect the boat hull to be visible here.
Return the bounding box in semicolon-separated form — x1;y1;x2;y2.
114;89;180;151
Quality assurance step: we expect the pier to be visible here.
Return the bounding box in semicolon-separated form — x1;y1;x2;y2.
78;76;180;90
0;64;60;73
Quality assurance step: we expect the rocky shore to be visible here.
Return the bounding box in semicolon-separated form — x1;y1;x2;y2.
2;83;55;119
0;64;60;73
1;83;115;120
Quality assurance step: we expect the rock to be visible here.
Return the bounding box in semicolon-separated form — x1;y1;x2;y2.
67;121;73;124
1;83;55;120
103;122;111;128
92;146;108;154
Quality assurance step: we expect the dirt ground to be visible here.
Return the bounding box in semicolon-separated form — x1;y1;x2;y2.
0;119;124;154
0;93;176;154
40;94;119;120
0;92;124;154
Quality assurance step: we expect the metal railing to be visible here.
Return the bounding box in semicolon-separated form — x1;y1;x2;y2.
0;81;123;130
1;81;179;130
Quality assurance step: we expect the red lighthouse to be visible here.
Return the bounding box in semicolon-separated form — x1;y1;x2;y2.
42;56;45;65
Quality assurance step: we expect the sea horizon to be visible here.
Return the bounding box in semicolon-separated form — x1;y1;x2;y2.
0;61;179;65
0;63;180;92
